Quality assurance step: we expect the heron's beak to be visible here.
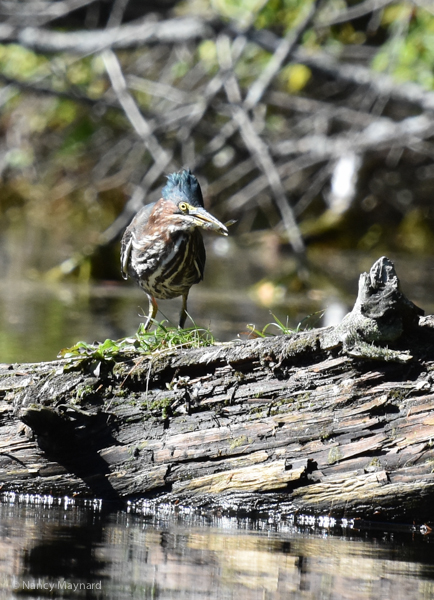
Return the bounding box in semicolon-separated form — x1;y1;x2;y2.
187;206;229;236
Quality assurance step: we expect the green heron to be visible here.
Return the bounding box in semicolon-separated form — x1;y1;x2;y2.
121;169;228;330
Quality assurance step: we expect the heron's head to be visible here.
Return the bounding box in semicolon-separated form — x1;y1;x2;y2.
161;169;228;236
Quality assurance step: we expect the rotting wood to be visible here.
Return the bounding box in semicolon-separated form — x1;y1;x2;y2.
1;256;434;522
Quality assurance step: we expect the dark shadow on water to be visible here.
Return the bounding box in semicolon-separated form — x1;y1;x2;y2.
22;513;108;584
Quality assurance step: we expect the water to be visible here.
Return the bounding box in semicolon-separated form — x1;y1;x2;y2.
0;241;324;364
2;245;433;365
1;496;434;600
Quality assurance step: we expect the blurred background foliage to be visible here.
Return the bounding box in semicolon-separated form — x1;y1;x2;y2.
0;0;434;361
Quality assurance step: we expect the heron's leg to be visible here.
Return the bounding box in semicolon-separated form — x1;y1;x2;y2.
179;293;189;329
144;294;158;331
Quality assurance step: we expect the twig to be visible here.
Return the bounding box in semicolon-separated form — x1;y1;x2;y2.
87;50;176;248
225;154;328;211
126;75;189;104
102;48;172;167
266;91;383;128
294;48;434;113
6;11;434;116
241;28;434;113
207;158;256;197
227;111;434;214
274;114;434;158
106;0;130;29
244;0;321;110
317;0;394;27
175;36;248;170
8;17;213;54
0;72;113;107
217;34;305;255
0;0;96;26
293;164;333;217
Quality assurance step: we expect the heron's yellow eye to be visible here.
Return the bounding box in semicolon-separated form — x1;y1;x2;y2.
179;202;188;212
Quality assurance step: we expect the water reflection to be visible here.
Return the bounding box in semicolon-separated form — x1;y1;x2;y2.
1;498;434;600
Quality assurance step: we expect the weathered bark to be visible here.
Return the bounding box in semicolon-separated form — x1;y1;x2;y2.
1;256;434;522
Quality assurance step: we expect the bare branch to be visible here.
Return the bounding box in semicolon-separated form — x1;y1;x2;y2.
244;0;321;109
4;11;434;119
266;92;383;128
126;75;189;105
317;0;394;27
106;0;130;29
296;48;434;113
0;17;212;54
274;114;434;158
96;48;176;246
173;36;248;170
208;158;255;197
0;71;115;107
0;0;96;26
226;154;328;211
100;160;173;246
243;28;434;113
217;34;305;255
102;49;172;167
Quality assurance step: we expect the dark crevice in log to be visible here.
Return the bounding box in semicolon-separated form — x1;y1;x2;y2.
19;405;124;503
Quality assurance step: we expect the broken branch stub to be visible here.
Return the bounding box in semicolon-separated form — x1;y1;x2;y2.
321;256;423;362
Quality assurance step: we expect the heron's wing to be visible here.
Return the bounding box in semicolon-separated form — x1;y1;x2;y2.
192;229;206;281
120;232;132;280
120;202;155;280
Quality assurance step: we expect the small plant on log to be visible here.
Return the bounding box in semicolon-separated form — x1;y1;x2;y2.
247;310;325;337
58;321;216;361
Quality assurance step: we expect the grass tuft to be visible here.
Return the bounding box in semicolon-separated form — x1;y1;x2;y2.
58;320;216;361
247;310;325;338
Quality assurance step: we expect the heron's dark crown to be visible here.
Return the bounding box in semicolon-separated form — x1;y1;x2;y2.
162;169;204;208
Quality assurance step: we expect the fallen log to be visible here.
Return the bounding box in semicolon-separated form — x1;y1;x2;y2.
1;256;434;522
